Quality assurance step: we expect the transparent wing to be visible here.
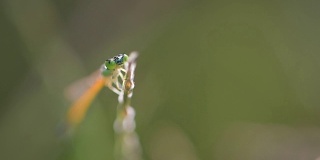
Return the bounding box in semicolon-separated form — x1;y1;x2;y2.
67;75;110;126
64;70;101;102
64;68;112;128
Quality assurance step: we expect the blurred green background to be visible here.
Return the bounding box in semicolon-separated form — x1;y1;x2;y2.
1;0;320;160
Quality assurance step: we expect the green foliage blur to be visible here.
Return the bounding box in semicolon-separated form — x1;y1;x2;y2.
1;0;320;160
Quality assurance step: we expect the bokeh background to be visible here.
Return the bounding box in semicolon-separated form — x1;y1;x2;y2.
1;0;320;160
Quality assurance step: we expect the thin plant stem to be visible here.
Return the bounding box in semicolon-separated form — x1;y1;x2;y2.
114;52;142;160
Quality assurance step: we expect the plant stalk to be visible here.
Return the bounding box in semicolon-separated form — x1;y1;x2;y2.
114;52;142;160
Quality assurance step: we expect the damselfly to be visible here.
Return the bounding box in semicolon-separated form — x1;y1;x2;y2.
65;53;129;128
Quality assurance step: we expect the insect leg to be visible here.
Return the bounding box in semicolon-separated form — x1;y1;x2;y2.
107;84;121;95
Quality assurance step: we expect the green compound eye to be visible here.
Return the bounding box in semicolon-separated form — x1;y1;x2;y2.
114;54;129;65
122;54;129;63
105;59;117;70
